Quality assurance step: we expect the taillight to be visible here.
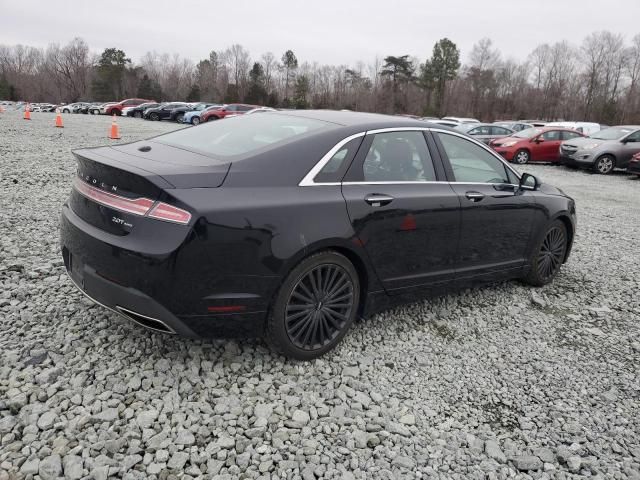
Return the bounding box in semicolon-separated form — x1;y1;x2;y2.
73;178;191;225
147;202;192;225
74;178;154;216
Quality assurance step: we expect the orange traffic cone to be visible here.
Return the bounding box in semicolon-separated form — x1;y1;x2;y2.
109;114;121;139
0;105;4;113
55;109;64;128
23;104;31;120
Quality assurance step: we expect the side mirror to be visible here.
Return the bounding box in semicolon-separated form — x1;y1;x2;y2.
533;137;544;143
519;173;540;191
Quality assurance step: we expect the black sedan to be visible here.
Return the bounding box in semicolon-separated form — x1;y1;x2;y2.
143;102;190;121
126;102;161;118
60;111;576;359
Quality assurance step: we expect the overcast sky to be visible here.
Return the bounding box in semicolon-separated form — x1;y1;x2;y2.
1;0;639;66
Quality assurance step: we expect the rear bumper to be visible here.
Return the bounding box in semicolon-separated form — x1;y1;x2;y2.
60;205;268;338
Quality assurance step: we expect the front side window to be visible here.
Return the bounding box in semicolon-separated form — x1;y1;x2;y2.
541;130;561;141
624;130;640;142
362;131;436;182
437;132;515;184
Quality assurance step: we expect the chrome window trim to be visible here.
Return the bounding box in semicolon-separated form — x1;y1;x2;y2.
299;126;523;186
298;132;366;186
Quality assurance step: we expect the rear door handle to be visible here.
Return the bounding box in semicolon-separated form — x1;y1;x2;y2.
465;191;485;202
364;194;394;207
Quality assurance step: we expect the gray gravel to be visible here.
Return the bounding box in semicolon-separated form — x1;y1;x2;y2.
1;111;640;479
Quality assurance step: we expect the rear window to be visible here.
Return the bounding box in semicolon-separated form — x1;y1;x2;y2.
155;113;333;158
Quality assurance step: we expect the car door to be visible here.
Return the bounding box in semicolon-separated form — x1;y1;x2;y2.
536;130;563;161
432;130;536;279
618;129;640;167
341;129;461;293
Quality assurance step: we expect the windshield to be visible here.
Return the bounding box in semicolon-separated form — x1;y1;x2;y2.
155;113;335;158
591;127;635;140
514;127;543;138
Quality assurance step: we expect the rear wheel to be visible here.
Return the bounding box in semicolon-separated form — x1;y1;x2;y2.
594;155;615;174
514;149;530;164
149;112;160;121
191;116;200;125
267;251;360;360
523;220;567;286
206;115;219;122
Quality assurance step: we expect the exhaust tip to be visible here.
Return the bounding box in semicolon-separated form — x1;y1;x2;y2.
115;306;176;334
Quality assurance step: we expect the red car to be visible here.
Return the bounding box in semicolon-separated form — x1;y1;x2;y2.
627;152;640;176
104;98;154;116
490;127;585;164
200;104;258;122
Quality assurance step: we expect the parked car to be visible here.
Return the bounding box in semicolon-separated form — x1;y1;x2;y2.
441;116;480;124
183;104;225;125
493;121;533;132
226;106;277;118
61;102;90;114
431;119;460;128
627;152;640;176
490;127;585;164
60;111;576;360
125;102;161;118
545;121;601;136
89;103;111;115
519;120;548;127
143;102;190;121
455;123;514;144
559;125;640;174
104;98;154;116
200;104;257;122
168;103;217;123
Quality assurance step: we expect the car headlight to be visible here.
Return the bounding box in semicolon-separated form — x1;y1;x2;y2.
582;143;600;150
502;140;519;147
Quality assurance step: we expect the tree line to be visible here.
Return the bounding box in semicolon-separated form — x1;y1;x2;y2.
1;31;639;123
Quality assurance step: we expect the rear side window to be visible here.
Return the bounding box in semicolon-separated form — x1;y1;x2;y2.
314;137;363;183
492;126;511;136
362;131;436;182
437;132;515;184
155;113;334;158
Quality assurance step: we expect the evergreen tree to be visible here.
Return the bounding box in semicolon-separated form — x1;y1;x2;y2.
92;48;131;101
246;62;267;105
186;84;201;102
281;50;298;103
293;75;310;109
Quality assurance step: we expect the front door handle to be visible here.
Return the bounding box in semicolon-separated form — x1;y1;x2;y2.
465;191;485;202
364;194;394;207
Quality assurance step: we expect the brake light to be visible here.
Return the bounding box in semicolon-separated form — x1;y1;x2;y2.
73;178;154;216
148;202;192;225
73;178;191;225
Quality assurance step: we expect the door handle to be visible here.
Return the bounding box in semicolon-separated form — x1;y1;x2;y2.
364;194;394;207
465;191;485;202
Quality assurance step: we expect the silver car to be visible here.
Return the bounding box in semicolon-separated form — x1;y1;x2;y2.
560;126;640;174
455;123;515;145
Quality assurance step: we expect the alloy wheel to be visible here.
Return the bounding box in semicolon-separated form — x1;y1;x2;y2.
285;264;354;351
537;226;566;281
596;156;614;174
515;151;529;164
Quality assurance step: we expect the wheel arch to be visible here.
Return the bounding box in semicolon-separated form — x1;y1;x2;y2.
551;213;575;263
594;152;617;166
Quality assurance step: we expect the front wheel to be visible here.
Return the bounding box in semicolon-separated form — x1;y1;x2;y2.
514;149;530;164
267;252;360;360
175;112;184;123
149;112;160;121
594;155;615;174
191;116;200;125
523;220;568;286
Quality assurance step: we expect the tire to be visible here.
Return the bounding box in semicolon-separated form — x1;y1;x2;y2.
594;155;615;174
63;109;70;114
523;220;568;287
149;112;160;121
513;149;530;164
267;251;361;360
191;116;200;126
175;112;184;123
112;109;121;116
133;111;142;119
206;115;219;122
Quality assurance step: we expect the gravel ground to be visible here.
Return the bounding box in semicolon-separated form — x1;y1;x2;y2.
1;111;639;479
